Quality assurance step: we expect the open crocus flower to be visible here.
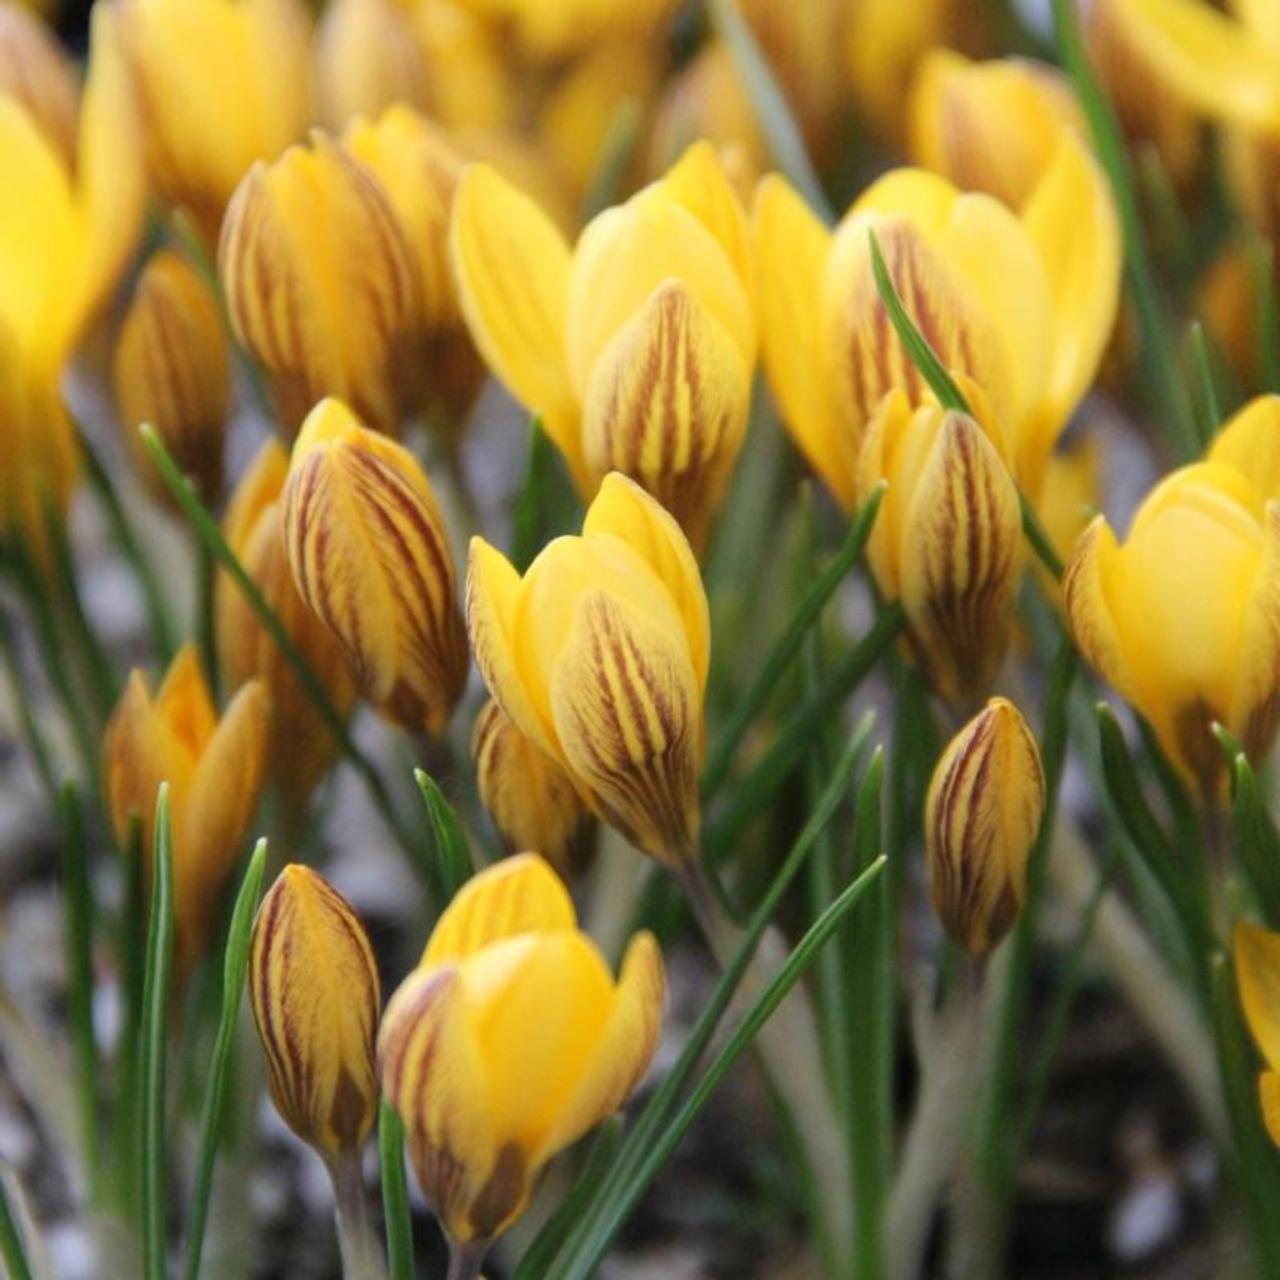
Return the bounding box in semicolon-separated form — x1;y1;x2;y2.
1064;462;1280;797
467;473;709;867
103;645;269;976
0;4;144;554
451;141;755;554
754;148;1119;509
379;853;664;1253
1235;921;1280;1145
115;0;312;242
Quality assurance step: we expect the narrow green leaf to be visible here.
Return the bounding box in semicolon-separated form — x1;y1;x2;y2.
141;784;176;1280
1019;494;1065;581
378;1102;414;1280
182;839;268;1280
1218;738;1280;929
57;782;100;1202
0;1174;34;1280
413;770;475;904
138;424;436;903
0;605;58;803
701;481;886;801
552;857;888;1279
705;0;833;222
510;418;557;573
1189;321;1223;443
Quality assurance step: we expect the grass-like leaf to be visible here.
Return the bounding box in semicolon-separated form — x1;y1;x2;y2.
1214;727;1280;929
378;1102;414;1280
414;770;476;905
0;1173;34;1280
182;839;268;1280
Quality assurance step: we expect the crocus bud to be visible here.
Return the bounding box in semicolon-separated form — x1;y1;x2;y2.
472;699;593;877
250;865;380;1159
857;394;1023;706
0;1;78;164
315;0;429;130
219;133;422;438
283;398;468;736
103;645;269;975
218;441;359;812
116;0;312;242
754;151;1119;509
379;854;664;1248
467;472;709;866
451;142;755;553
1234;922;1280;1145
1065;462;1280;798
114;249;231;505
925;697;1045;956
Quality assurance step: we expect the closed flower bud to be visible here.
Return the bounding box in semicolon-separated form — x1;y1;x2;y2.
1234;922;1280;1146
103;645;269;975
283;398;468;736
250;865;380;1159
117;0;311;242
114;249;230;505
925;697;1045;956
451;142;755;554
0;1;79;165
908;51;1085;212
379;854;664;1247
315;0;429;131
1064;462;1280;797
219;133;422;438
858;394;1023;706
473;699;593;877
217;440;358;812
467;473;709;866
754;149;1119;509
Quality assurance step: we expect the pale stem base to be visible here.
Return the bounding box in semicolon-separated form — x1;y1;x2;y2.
330;1154;389;1280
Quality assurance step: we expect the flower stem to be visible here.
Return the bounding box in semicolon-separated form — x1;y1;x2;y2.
446;1239;489;1280
331;1155;389;1280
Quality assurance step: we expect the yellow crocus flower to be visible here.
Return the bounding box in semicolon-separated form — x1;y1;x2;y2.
0;4;145;552
0;1;78;165
282;398;469;737
103;645;270;977
925;697;1045;956
464;0;679;60
379;853;664;1250
1064;462;1280;796
1235;921;1280;1145
115;0;312;242
467;472;709;867
1208;394;1280;500
250;865;381;1160
754;148;1120;511
857;392;1024;706
218;440;358;814
450;142;756;554
315;0;428;131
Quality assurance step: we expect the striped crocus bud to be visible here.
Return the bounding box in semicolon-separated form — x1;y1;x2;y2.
467;472;709;867
472;699;593;877
925;697;1045;956
857;393;1023;707
379;855;664;1253
250;865;381;1160
219;131;421;438
114;249;231;505
218;441;359;813
283;397;468;736
0;1;79;164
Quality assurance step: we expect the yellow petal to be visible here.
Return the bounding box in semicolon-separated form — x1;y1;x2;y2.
753;174;854;509
466;536;562;761
1228;501;1280;761
154;643;218;757
423;853;577;968
1111;0;1280;133
1236;922;1280;1069
1062;514;1137;705
899;411;1023;704
222;440;289;559
284;399;469;735
581;472;711;693
448;163;582;480
533;930;665;1164
1019;133;1122;488
378;964;501;1243
550;590;701;865
249;865;381;1157
1233;0;1280;54
1209;395;1280;501
581;282;751;555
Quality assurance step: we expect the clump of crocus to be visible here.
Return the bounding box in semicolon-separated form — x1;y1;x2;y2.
379;854;664;1273
925;697;1045;956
